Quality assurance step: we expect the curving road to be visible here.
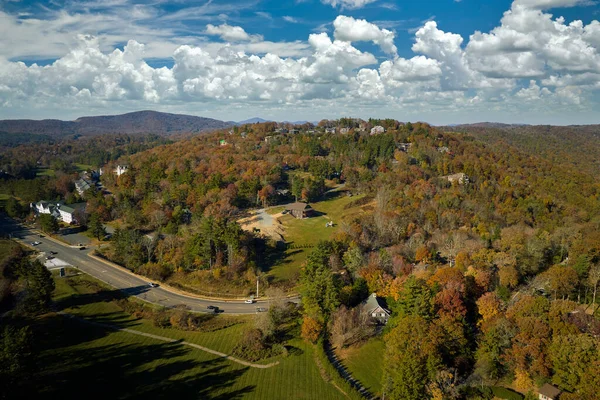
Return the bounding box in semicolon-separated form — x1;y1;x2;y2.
0;216;280;314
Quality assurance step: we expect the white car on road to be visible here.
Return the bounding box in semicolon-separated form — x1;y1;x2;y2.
244;299;255;304
31;241;41;246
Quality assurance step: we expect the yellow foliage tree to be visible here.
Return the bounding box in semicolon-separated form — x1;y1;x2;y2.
301;316;322;343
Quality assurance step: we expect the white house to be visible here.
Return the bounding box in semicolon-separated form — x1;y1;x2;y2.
114;165;129;176
31;201;86;224
445;173;469;185
57;203;86;224
325;127;336;134
32;201;55;215
370;126;385;135
362;293;391;324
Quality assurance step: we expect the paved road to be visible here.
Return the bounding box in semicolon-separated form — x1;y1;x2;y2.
0;216;273;314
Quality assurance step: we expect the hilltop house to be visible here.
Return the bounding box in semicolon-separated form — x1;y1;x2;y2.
114;165;129;176
397;142;412;152
362;293;391;324
538;384;561;400
285;202;313;219
445;172;469;185
339;127;351;134
325;127;336;134
370;126;385;135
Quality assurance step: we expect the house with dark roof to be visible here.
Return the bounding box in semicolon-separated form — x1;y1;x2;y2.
285;202;313;219
362;293;391;325
538;384;561;400
75;178;93;195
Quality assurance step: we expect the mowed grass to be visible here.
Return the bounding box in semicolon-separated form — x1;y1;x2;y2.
75;163;94;172
267;191;370;283
339;338;385;397
37;271;352;399
36;167;56;177
0;239;20;264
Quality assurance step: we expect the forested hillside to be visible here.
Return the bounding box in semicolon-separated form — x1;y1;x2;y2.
445;124;600;177
2;119;599;399
0;110;230;137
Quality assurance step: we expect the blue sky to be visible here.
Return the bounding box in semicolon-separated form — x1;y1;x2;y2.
0;0;599;124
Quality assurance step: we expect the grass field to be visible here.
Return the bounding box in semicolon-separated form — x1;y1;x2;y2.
36;167;56;177
0;239;20;264
31;271;359;399
266;191;370;283
338;338;385;397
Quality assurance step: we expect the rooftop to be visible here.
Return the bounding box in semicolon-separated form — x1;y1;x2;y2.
539;383;561;398
285;202;311;211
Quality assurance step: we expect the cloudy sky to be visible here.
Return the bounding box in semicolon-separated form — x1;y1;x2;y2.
0;0;599;124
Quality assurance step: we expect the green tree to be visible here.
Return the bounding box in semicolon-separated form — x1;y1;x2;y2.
383;315;442;400
549;334;599;392
87;213;106;240
38;214;59;233
476;317;515;380
0;325;34;393
392;275;435;320
19;260;55;314
5;197;24;219
300;241;342;320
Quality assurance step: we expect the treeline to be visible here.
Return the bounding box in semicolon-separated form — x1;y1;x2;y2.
0;240;55;399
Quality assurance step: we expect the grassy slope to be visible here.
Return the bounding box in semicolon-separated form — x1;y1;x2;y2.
0;239;20;263
339;338;385;397
267;191;369;283
34;271;353;400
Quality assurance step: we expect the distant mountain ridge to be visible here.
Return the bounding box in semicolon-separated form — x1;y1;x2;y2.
0;110;231;137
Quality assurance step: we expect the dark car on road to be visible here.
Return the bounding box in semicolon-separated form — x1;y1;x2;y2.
256;307;267;313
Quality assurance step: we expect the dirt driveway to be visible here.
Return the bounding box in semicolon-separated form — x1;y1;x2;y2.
238;208;285;241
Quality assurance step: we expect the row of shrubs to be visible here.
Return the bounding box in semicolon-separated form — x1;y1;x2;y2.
287;244;315;249
116;300;238;332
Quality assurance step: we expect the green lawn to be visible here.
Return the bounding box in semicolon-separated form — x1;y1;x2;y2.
266;206;285;215
36;167;56;177
31;271;359;400
339;338;385;397
75;163;94;172
266;192;369;283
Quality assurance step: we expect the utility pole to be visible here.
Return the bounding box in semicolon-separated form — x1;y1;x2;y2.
256;276;259;299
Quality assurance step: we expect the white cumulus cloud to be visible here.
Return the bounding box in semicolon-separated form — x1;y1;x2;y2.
321;0;378;9
333;15;397;55
205;24;263;42
0;2;599;123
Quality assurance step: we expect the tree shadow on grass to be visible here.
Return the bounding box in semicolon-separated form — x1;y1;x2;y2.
55;285;151;311
10;313;255;400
